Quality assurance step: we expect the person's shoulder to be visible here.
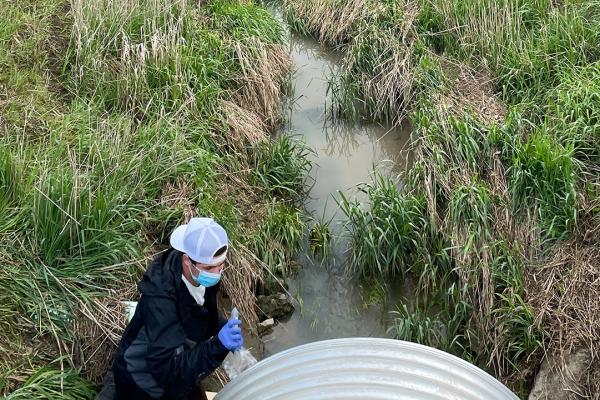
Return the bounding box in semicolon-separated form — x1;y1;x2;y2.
138;248;181;297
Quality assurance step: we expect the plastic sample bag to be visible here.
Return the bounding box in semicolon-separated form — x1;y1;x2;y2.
222;307;257;380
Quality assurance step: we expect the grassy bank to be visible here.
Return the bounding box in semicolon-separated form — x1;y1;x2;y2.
0;0;308;396
285;0;600;397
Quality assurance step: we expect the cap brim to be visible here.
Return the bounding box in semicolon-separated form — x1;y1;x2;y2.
169;224;187;253
205;252;227;266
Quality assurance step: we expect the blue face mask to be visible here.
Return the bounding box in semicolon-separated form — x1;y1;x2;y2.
194;270;221;287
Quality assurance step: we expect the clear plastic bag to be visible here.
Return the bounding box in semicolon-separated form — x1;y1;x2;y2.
222;307;258;380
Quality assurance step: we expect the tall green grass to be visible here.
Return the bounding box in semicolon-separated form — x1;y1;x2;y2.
498;2;600;103
208;0;284;43
251;200;306;279
68;0;229;119
0;0;64;134
509;130;577;241
339;175;427;279
4;368;96;400
308;220;333;261
253;134;312;200
488;241;544;374
543;62;600;170
388;286;472;359
0;147;22;233
415;0;547;66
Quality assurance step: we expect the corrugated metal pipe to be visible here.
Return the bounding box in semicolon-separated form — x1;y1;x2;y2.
215;338;519;400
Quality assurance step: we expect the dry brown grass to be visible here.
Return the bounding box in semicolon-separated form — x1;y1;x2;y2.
340;0;421;124
221;100;268;148
527;242;600;395
221;244;265;329
230;39;292;130
525;190;600;395
73;286;138;382
283;0;366;46
0;332;56;394
161;177;196;221
439;58;507;126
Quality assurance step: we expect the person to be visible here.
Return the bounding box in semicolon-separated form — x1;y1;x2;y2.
111;217;243;400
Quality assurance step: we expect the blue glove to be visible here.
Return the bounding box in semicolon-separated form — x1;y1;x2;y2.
218;319;243;351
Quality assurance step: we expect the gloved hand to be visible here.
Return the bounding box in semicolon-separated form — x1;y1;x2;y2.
218;319;243;351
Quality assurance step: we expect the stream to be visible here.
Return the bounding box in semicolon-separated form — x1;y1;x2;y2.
261;14;413;357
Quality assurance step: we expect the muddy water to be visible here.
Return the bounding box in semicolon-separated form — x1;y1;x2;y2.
262;22;412;356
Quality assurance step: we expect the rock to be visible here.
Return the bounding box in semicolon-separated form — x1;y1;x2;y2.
257;318;275;335
528;349;591;400
256;293;294;321
255;279;289;296
289;260;302;275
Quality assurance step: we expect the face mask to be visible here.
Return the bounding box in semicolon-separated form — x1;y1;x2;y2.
194;270;221;287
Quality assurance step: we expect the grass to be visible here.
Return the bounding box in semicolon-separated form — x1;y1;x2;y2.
68;0;227;120
208;0;285;43
4;0;600;396
487;241;545;376
359;279;387;309
333;1;425;125
509;130;577;241
1;0;310;395
308;220;333;261
543;62;600;171
4;367;96;400
339;174;427;280
250;199;306;281
497;3;600;104
387;292;472;358
283;0;365;46
252;134;312;200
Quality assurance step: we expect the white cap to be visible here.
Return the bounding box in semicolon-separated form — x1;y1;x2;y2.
169;217;228;265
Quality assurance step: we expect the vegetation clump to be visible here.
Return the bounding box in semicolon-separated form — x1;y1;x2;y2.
308;220;333;261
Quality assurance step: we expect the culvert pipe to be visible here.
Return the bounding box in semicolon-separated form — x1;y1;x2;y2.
214;338;519;400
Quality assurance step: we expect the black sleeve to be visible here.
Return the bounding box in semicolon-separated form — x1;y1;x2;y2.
216;309;228;335
143;295;229;398
207;285;228;337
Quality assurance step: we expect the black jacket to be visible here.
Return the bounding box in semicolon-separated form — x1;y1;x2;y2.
113;248;229;399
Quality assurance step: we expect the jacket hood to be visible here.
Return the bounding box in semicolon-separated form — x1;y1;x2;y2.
138;248;182;299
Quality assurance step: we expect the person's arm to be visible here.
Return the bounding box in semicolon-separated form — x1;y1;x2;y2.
143;296;229;398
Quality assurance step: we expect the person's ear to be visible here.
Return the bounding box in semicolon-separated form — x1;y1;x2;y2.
182;254;191;270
